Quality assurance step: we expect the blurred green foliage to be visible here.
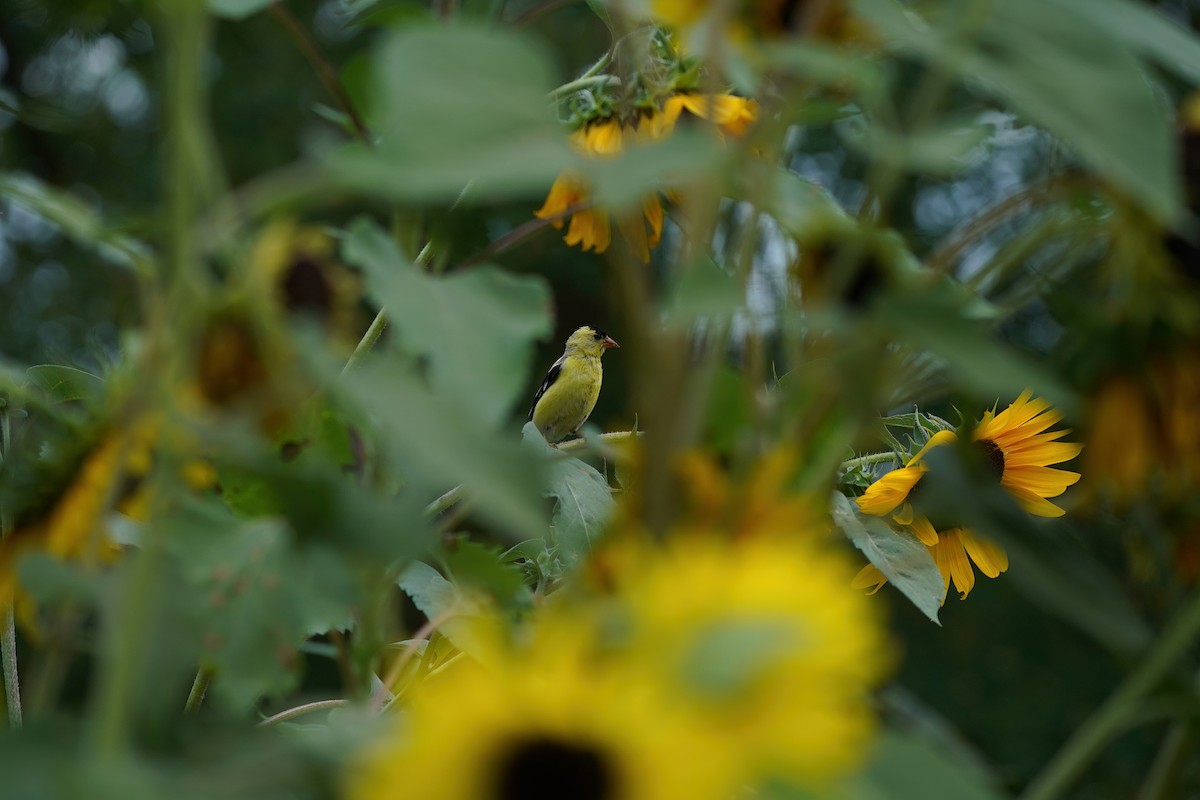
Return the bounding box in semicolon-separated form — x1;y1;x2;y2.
2;0;1200;798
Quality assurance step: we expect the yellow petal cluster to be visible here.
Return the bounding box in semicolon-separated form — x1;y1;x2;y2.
535;93;757;261
854;391;1081;600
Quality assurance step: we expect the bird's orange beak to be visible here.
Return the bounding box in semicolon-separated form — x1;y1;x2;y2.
601;335;619;349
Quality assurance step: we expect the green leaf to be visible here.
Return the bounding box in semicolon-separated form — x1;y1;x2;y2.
206;0;275;19
339;357;548;539
0;172;149;270
397;561;491;657
165;499;367;709
343;218;553;428
586;130;724;211
26;365;105;404
849;730;1004;800
663;258;745;325
444;538;532;610
856;0;1179;220
844;116;993;176
522;423;614;564
829;492;945;623
755;165;848;239
331;24;572;201
875;284;1076;416
1058;0;1200;85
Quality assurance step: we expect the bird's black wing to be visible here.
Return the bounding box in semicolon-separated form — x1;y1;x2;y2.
527;357;564;421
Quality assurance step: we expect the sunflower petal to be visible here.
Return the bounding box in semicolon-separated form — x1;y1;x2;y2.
851;564;889;594
937;531;976;599
960;530;1009;578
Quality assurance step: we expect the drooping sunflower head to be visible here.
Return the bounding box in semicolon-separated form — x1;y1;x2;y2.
972;389;1082;517
186;306;303;438
648;0;869;45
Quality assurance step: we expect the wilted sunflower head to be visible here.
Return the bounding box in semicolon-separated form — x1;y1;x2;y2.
648;0;869;45
187;307;302;438
247;220;366;345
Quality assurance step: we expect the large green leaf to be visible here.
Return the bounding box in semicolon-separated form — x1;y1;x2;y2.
336;355;548;539
849;730;1004;800
165;499;368;709
343;218;552;428
874;284;1075;416
397;561;493;658
331;25;572;201
1057;0;1200;85
26;365;105;405
523;423;614;564
855;0;1179;220
829;492;945;623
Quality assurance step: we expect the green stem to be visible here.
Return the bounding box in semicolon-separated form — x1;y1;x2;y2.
341;241;434;376
1;610;17;728
550;74;619;98
270;2;372;144
0;407;19;728
257;698;348;727
1020;589;1200;800
1136;721;1194;800
184;666;213;713
839;452;902;471
91;1;210;756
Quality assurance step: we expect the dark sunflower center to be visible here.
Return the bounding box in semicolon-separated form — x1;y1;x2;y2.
197;318;267;405
978;439;1006;481
281;255;333;318
494;737;615;800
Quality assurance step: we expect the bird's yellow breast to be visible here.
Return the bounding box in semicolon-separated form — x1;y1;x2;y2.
531;354;602;442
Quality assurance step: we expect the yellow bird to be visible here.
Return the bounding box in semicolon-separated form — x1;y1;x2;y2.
528;326;619;443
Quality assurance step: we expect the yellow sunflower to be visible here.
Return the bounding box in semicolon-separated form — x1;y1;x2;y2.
349;616;740;800
854;392;1081;600
601;533;889;788
973;389;1083;518
535;93;756;261
1085;352;1200;503
0;418;212;627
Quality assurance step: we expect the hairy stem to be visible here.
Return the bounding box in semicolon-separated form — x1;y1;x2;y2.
258;698;349;727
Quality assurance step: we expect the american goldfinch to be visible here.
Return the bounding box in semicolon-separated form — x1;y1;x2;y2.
528;326;619;442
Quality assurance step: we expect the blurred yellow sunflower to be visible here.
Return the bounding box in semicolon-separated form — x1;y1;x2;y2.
0;418;212;627
349;618;739;800
1086;353;1200;503
605;533;888;788
248;220;365;345
535;93;756;261
854;392;1080;600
